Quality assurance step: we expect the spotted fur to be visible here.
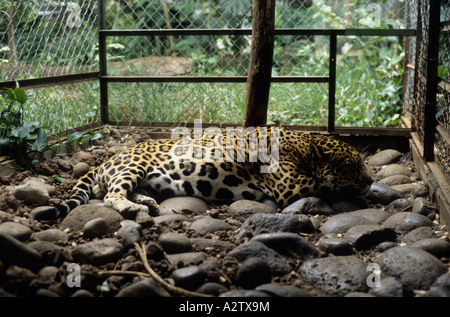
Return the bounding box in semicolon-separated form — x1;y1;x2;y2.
33;127;373;220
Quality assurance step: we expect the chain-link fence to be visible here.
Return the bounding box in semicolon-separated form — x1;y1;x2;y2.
435;1;450;175
0;0;419;135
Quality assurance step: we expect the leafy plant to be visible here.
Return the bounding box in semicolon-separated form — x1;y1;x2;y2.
67;129;105;145
0;87;50;162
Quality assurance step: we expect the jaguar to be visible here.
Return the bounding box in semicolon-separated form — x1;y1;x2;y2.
32;127;373;220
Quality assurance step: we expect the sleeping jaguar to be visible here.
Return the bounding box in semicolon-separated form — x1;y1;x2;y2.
33;127;373;220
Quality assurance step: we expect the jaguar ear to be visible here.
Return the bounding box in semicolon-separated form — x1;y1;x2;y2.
309;141;323;160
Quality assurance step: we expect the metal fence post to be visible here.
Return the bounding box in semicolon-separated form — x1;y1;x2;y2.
98;0;109;125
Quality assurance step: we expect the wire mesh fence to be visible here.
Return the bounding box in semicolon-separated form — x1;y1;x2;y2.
436;1;450;175
0;0;419;135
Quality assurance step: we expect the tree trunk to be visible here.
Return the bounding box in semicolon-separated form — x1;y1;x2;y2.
243;0;276;127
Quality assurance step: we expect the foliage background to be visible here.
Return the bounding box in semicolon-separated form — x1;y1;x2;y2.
0;0;414;134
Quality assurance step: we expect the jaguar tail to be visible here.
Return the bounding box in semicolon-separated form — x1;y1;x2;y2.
32;169;97;220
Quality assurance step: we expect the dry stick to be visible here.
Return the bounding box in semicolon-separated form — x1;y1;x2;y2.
133;242;213;297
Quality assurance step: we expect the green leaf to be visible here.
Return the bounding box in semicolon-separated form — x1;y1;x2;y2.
79;135;91;145
0;137;11;148
27;128;48;152
52;174;65;183
67;132;83;143
11;125;30;139
90;132;104;141
3;88;27;104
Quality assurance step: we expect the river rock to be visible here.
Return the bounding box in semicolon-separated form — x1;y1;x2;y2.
412;197;436;216
250;232;319;260
189;216;232;233
159;232;193;254
255;283;312;297
321;214;374;234
71;238;123;265
226;241;291;275
238;213;313;239
366;183;402;205
412;239;450;258
376;164;411;178
0;233;43;272
116;279;170;297
153;214;190;225
376;246;447;289
82;218;110;238
401;226;435;245
171;265;205;290
0;222;32;241
281;197;334;215
60;204;124;232
13;178;50;205
229;200;275;217
33;229;68;243
370;276;404;297
159;197;208;215
391;183;428;197
383;212;433;233
344;208;391;224
368;149;402;166
344;224;397;250
318;235;353;255
73;162;90;178
379;175;412;186
234;257;272;289
299;256;368;296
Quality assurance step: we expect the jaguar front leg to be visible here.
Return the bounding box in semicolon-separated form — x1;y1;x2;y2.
130;192;160;216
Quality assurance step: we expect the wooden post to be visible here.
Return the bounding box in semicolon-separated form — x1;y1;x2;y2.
243;0;276;127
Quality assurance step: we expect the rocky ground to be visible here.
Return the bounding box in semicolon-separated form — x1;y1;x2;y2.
0;127;449;297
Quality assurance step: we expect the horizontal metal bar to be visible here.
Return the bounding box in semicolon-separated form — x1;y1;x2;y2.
344;29;416;36
0;72;99;90
101;75;329;83
333;126;411;137
99;28;416;37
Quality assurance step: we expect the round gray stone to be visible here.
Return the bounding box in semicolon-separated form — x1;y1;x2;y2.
401;226;435;245
376;164;411;178
344;224;397;250
159;197;208;215
376;246;447;289
412;239;450;258
250;232;319;260
379;175;412;186
368;149;402;166
116;279;170;297
229;200;275;217
13;178;50;205
0;222;32;241
0;232;43;272
299;256;368;296
344;208;391;224
82;218;110;238
159;232;193;254
60;204;124;232
318;237;353;255
281;197;334;215
320;214;374;234
370;276;404;297
234;257;272;289
226;241;292;275
73;162;90;178
33;229;68;243
383;212;433;233
171;265;205;290
71;238;123;265
189;216;233;233
366;183;402;205
238;213;313;239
